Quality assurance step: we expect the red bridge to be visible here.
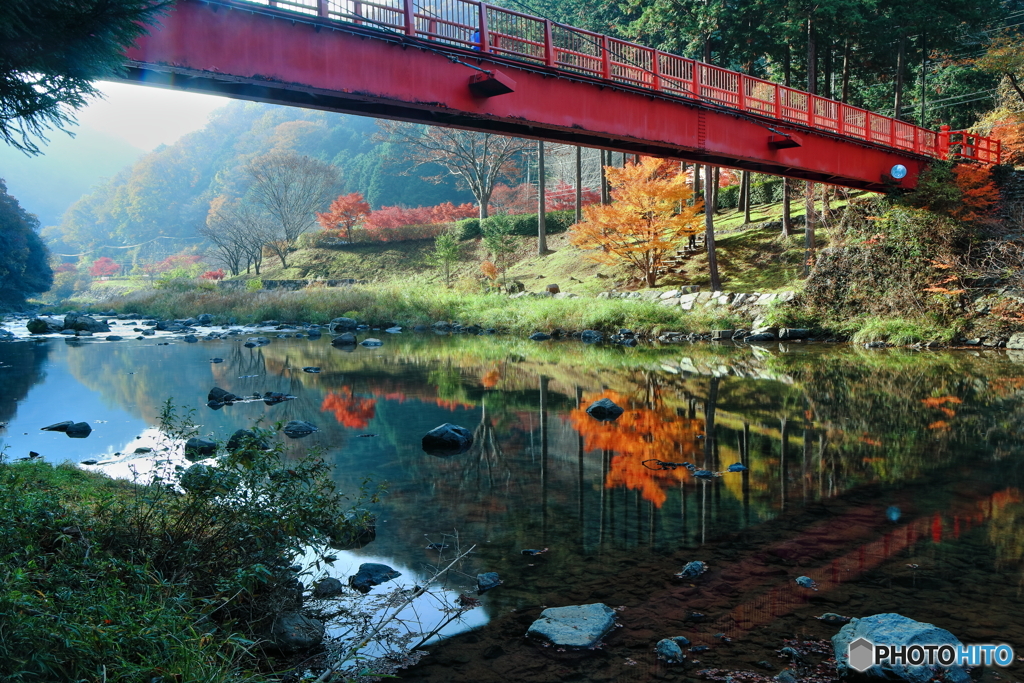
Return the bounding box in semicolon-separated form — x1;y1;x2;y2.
121;0;1001;191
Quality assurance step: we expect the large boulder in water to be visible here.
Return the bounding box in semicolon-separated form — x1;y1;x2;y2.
329;317;357;333
348;562;401;593
527;603;616;648
283;420;318;438
331;332;357;346
422;423;473;456
184;437;218;460
26;317;63;334
64;314;109;333
586;398;624;422
832;613;969;683
266;612;325;653
65;422;92;438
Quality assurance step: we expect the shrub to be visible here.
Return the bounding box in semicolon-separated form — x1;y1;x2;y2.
246;278;263;292
453;217;481;240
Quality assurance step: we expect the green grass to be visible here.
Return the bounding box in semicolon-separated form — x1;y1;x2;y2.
0;460;259;683
840;315;963;345
106;283;759;335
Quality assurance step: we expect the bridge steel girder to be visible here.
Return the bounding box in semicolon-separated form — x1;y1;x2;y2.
122;0;926;191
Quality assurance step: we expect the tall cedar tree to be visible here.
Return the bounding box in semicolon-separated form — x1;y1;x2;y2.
0;0;170;154
570;157;701;288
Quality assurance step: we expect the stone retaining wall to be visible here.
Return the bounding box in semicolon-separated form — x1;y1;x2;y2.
218;278;364;291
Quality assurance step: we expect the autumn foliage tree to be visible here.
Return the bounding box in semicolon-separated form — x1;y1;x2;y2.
88;256;119;278
316;192;370;243
569;157;701;287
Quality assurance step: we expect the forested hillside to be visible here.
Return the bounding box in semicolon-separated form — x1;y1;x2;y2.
45;101;471;262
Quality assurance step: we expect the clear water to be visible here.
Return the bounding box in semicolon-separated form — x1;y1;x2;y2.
1;333;1023;682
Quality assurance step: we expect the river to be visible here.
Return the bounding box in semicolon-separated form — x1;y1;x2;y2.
1;329;1022;682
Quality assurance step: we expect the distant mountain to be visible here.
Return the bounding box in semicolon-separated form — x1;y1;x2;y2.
0;127;144;227
45;101;472;262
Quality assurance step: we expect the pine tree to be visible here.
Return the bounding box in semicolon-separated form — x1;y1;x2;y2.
0;0;170;154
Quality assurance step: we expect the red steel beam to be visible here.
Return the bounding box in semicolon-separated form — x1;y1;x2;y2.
121;0;930;191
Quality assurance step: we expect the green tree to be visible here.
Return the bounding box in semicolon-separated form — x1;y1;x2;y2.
430;232;461;288
0;0;170;155
0;179;53;302
482;215;517;284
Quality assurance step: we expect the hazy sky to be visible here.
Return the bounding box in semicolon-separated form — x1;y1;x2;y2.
74;81;229;151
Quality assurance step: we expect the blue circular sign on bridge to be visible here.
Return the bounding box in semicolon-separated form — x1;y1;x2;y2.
890;164;908;180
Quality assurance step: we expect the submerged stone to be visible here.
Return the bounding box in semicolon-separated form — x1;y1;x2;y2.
477;572;503;594
282;420;318;438
422;423;473;456
349;562;401;593
586;398;623;422
526;603;616;648
833;613;969;683
656;638;690;663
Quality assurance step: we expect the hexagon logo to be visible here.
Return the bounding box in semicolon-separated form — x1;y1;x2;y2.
848;638;875;672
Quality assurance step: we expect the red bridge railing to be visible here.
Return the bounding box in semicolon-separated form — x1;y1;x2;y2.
251;0;1001;165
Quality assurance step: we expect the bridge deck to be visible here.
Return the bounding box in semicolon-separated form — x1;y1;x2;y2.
121;0;1000;191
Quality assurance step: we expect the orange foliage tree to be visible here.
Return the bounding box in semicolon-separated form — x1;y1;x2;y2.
569;390;704;507
321;387;376;429
569;157;701;287
317;192;371;243
951;164;1000;222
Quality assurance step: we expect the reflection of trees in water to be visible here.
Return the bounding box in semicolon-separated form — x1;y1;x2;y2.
0;341;50;425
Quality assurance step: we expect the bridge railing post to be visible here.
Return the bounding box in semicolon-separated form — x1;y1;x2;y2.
692;60;700;100
317;0;327;17
478;3;490;53
601;36;611;80
774;83;781;120
404;0;416;36
938;124;950;159
650;49;661;91
737;73;745;111
543;19;554;67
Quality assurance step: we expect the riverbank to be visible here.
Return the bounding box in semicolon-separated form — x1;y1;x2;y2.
0;421;380;682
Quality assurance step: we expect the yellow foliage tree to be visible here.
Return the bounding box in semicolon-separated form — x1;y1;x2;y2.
569;157;701;287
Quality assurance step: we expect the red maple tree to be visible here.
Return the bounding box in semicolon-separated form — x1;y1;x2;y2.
89;257;120;278
317;192;371;243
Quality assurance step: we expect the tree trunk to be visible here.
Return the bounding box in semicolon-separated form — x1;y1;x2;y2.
823;39;833;100
537;140;547;255
841;39;851;103
894;33;906;120
807;14;817;96
704;164;721;291
575;145;583;224
919;32;927;124
600;150;610;205
741;169;749;215
693;163;702;203
804;182;816;277
782;179;792;236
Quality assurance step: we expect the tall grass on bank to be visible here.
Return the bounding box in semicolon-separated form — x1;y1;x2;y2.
99;285;748;335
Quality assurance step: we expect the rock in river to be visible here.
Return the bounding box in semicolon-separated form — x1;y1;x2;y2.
527;603;616;648
283;420;318;438
267;612;325;654
833;613;969;683
586;398;624;422
477;572;503;594
41;420;74;432
349;562;402;593
312;577;345;599
227;429;268;452
656;637;691;664
422;423;474;456
184;437;217;460
360;338;383;347
65;422;92;438
332;332;357;346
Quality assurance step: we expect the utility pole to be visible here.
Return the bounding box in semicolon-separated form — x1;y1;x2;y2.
575;146;583;224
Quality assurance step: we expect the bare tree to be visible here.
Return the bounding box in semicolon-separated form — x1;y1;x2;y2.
201;195;274;275
245;152;340;268
376;121;531;219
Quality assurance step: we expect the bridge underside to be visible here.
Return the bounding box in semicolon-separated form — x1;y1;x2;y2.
121;0;928;191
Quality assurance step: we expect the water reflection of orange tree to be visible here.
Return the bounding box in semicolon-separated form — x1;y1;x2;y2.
569;386;704;508
320;387;376;429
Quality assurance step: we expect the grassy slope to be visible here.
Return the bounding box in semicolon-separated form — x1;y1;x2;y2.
253;194;841;295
